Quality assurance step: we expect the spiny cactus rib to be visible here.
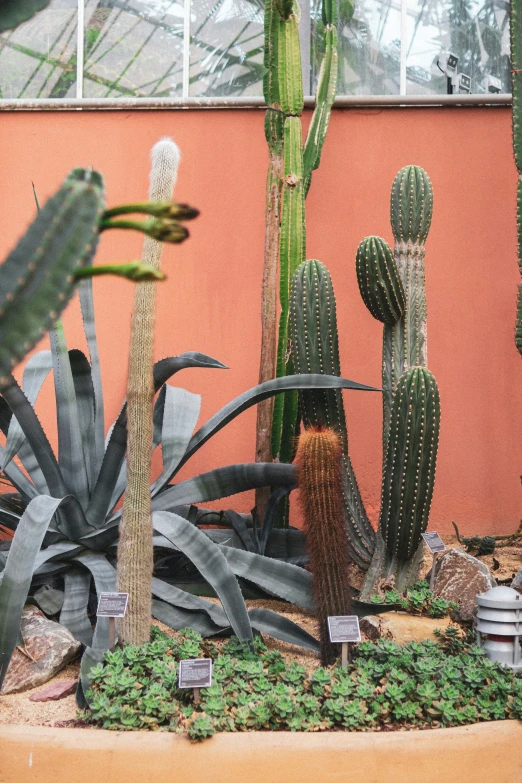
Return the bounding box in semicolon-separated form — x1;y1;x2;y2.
517;283;522;356
0;169;104;386
296;427;352;666
380;367;440;564
383;166;433;447
391;165;433;246
512;0;522;359
356;236;405;325
272;116;306;458
511;0;522;174
289;259;375;567
303;25;338;193
263;0;280;105
277;13;304;116
264;109;285;155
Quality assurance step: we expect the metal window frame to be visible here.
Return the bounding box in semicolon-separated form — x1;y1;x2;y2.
0;0;511;110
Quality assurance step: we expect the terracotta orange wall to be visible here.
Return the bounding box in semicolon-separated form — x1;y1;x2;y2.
0;107;520;536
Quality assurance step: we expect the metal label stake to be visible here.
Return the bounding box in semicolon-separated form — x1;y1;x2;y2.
96;592;129;651
328;616;361;668
422;532;447;592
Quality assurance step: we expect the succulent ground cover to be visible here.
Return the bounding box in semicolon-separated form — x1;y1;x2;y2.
369;580;458;618
81;625;522;740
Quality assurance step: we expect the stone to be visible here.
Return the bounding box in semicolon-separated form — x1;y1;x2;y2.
433;548;496;622
28;680;77;702
360;612;452;644
512;568;522;594
1;606;81;695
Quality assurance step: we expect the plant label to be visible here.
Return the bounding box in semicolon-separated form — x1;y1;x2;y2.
96;592;129;618
178;659;213;690
422;532;446;554
327;615;361;644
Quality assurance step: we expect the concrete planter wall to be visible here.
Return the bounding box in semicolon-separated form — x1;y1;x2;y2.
1;721;521;783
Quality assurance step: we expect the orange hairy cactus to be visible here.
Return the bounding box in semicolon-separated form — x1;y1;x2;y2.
296;426;352;666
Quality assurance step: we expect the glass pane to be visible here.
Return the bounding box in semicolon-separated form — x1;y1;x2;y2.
311;0;401;96
83;1;184;98
189;0;264;97
0;0;77;99
406;0;510;95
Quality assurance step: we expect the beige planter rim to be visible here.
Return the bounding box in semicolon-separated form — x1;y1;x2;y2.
1;720;521;783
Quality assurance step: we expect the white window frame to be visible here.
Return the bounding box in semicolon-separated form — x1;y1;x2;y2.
0;0;512;110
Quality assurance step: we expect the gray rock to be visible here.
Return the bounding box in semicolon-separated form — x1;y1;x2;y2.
1;606;80;695
512;568;522;594
434;548;496;622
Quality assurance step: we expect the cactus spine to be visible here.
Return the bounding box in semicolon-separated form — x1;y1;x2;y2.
117;138;181;645
296;426;352;666
290;259;375;567
363;367;440;596
255;0;339;523
511;0;522;356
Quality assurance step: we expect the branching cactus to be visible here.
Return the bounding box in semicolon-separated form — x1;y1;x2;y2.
362;367;440;597
290;259;375;568
511;0;522;356
289;168;440;595
295;426;352;666
256;0;339;523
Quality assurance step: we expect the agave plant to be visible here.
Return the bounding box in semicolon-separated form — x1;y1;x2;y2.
0;275;384;691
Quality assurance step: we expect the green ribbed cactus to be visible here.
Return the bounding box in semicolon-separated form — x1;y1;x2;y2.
295;426;352;666
289;259;375;567
363;367;440;596
255;0;339;523
357;166;433;450
0;169;104;387
355;236;405;325
289;168;440;592
511;0;522;357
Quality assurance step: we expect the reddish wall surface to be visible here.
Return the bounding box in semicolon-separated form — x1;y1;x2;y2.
0;107;520;536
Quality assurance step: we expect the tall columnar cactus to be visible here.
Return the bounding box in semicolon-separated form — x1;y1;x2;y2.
363;367;440;596
117;138;181;645
290;259;375;567
289;168;440;593
255;0;339;522
511;0;522;356
383;166;433;442
295;426;352;666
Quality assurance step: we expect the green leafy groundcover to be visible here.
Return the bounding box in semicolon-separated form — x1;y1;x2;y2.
81;626;522;740
369;580;458;618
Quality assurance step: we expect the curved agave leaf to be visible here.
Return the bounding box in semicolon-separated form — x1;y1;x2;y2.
86;352;226;528
0;440;37;500
79;280;105;482
69;349;96;494
1;376;66;497
152;598;226;637
175;374;380;477
2;350;52;473
247;608;319;652
151;463;297;512
150;386;201;497
60;568;94;647
72;552;115;650
152;511;253;643
0;495;74;689
218;545;315;611
151;580;319;651
49;322;90;509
